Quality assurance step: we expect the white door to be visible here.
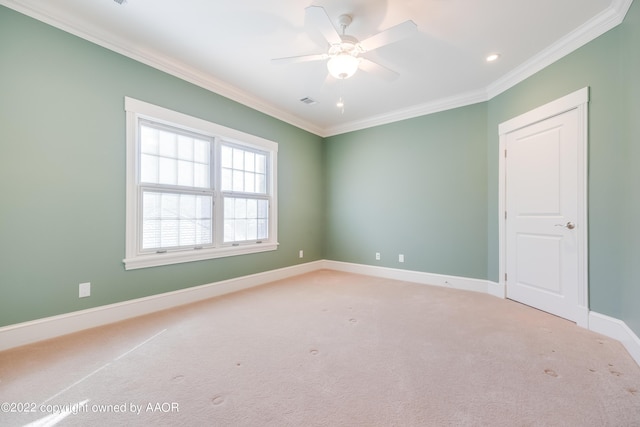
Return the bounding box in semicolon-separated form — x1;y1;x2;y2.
500;88;588;324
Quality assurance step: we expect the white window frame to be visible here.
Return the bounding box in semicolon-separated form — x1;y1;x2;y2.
123;97;278;270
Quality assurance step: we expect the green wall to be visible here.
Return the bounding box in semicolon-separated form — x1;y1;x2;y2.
325;105;488;279
2;2;639;340
0;6;324;327
619;0;640;335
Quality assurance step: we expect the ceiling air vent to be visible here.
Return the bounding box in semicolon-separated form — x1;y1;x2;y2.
299;97;317;105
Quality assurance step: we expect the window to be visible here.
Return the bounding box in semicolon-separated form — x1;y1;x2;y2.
221;144;270;243
124;97;278;270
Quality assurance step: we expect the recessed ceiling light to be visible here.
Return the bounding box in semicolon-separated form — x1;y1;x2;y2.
486;53;500;62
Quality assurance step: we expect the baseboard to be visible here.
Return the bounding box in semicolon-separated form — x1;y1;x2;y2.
588;311;640;367
0;260;324;352
575;305;590;329
487;280;505;298
3;259;639;370
322;260;492;294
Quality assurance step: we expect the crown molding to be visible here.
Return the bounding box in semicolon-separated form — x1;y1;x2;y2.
485;0;633;99
0;0;325;137
1;0;633;138
322;89;489;137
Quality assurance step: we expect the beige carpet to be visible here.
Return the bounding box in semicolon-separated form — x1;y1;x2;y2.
1;270;639;426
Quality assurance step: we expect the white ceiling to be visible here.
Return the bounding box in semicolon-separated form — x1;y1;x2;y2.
2;0;631;136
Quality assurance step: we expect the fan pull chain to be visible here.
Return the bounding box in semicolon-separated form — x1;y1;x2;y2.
336;80;345;114
337;97;345;114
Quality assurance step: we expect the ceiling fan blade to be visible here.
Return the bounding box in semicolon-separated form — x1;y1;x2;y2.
271;53;328;65
359;58;399;81
359;20;417;52
305;5;342;45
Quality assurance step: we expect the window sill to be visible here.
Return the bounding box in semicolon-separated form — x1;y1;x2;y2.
123;242;279;270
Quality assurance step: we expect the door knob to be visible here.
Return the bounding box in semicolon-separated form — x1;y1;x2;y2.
555;221;575;230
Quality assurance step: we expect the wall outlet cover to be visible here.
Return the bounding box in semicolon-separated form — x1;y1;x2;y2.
79;282;91;298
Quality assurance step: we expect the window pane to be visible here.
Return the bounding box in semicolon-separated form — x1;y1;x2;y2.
195;219;210;245
221;145;233;168
195;139;209;163
160;219;179;247
256;174;266;194
257;219;268;239
258;199;268;218
247;199;257;218
221;168;232;191
247;219;257;240
159;157;177;185
140;123;211;190
177;135;194;160
223;196;268;243
221;144;268;195
224;220;234;242
177;160;194;187
233;170;244;192
234;219;247;241
142;191;212;250
255;154;266;173
235;198;247;219
143;192;161;218
224;196;234;219
159;130;177;157
195;164;210;188
245;172;255;193
141;127;159;154
245;152;255;172
140;154;158;183
179;195;195;219
233;148;244;169
160;193;179;219
179;220;195;246
143;220;160;249
197;196;211;218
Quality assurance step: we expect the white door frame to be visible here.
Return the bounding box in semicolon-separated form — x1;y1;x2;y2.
498;87;590;328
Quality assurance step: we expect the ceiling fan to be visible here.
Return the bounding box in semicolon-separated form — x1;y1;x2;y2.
272;5;417;81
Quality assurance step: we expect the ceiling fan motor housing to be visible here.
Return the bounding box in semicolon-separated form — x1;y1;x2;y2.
329;35;360;56
337;14;353;28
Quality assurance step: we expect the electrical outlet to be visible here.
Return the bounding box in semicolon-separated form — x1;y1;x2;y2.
399;254;405;263
375;252;381;260
299;250;304;258
79;282;91;298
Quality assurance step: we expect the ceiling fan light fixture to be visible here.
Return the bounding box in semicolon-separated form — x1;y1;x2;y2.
327;53;359;79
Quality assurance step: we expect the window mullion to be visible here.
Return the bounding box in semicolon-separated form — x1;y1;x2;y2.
213;138;224;248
